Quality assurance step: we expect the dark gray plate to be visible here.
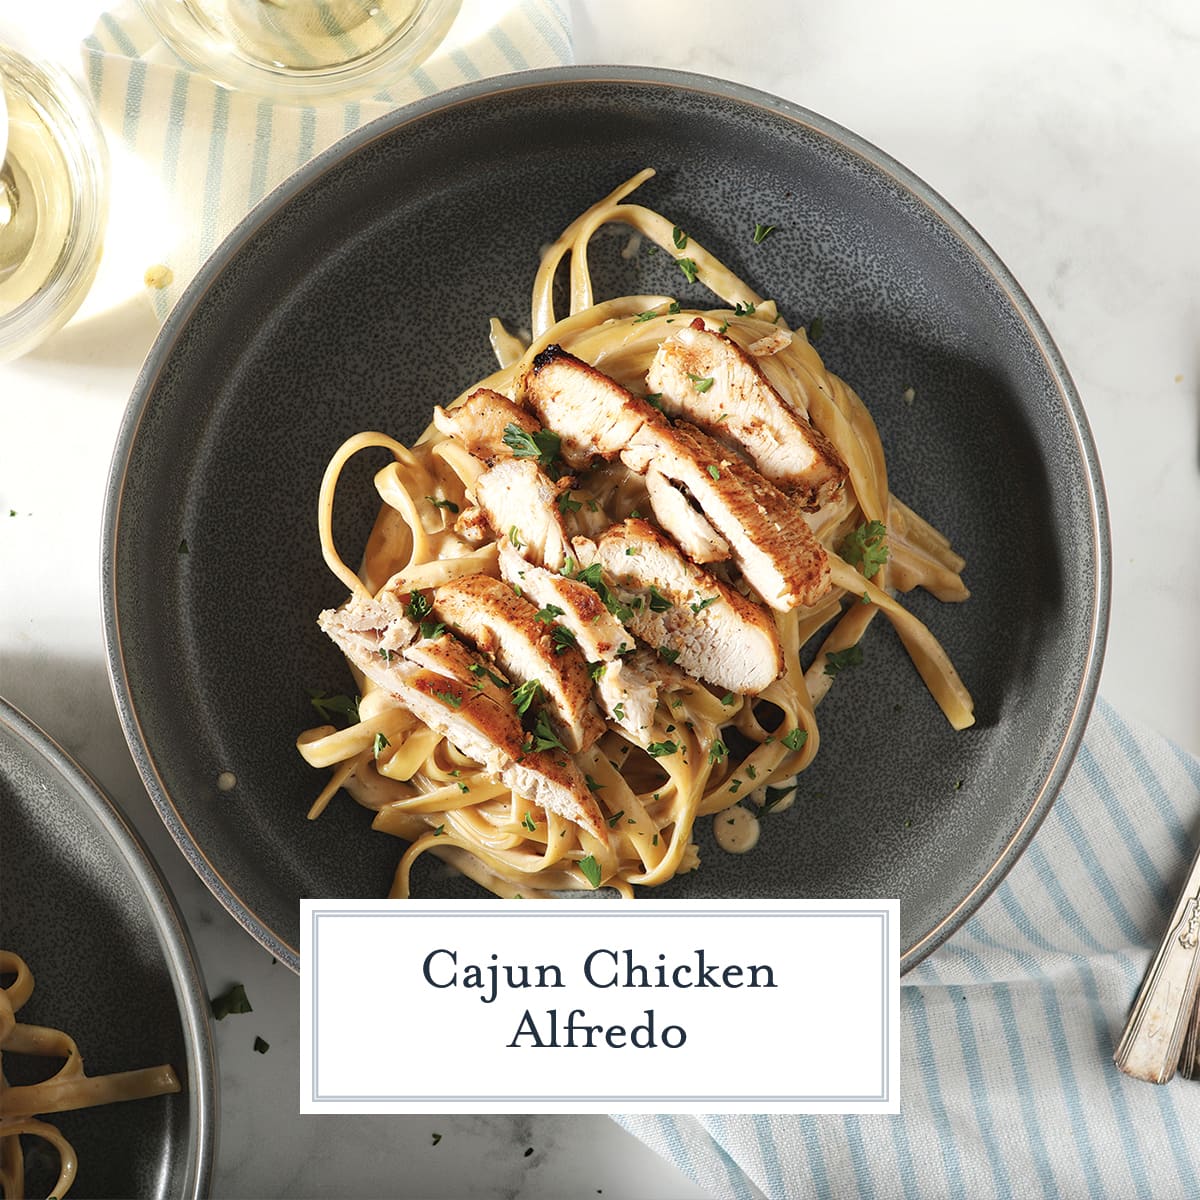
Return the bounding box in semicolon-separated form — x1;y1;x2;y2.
0;698;216;1197
102;68;1108;974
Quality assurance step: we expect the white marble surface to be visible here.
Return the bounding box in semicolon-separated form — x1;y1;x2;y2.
2;1;1198;1196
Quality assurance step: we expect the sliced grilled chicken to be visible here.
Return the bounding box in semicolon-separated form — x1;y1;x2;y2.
432;388;539;462
646;323;846;509
596;519;782;694
319;606;605;839
644;466;731;564
472;458;572;571
498;542;658;745
433;573;605;753
521;344;661;469
316;582;417;660
624;419;830;610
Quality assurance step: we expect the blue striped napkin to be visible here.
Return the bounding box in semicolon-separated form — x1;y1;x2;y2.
617;697;1200;1199
81;0;572;318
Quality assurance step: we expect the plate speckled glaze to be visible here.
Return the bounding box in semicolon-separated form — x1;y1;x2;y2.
0;698;216;1198
102;69;1108;973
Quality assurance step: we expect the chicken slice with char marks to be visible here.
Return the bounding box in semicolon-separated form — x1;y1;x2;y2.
646;323;846;509
497;542;658;745
521;344;661;469
432;388;539;463
624;420;830;610
433;573;605;753
471;458;572;571
596;519;782;694
318;599;606;840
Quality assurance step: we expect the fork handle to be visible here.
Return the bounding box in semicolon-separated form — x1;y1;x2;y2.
1114;841;1200;1083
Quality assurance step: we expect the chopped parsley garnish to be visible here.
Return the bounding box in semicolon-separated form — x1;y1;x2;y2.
432;824;445;837
432;689;463;709
861;591;872;605
707;464;721;481
644;391;664;411
718;320;729;334
535;603;565;624
652;833;659;846
586;775;605;792
687;372;715;393
612;703;626;721
746;764;757;780
709;739;728;765
574;562;602;587
373;732;389;759
469;662;508;688
647;740;678;758
782;728;809;751
308;691;360;726
211;983;252;1020
625;546;639;556
458;782;470;793
405;589;432;620
530;709;566;752
728;780;742;794
425;495;460;513
634;308;659;323
658;646;680;665
690;596;718;614
588;661;607;682
672;225;688;249
807;315;825;342
522;811;537;833
677;257;699;283
720;692;736;706
508;525;524;550
586;499;600;513
254;1036;269;1054
752;222;776;244
606;809;625;827
762;786;791;815
510;678;543;715
839;520;889;579
573;562;634;621
419;620;445;640
734;300;757;317
378;648;394;662
551;625;578;654
502;422;561;471
578;855;602;888
178;538;189;554
648;585;672;613
824;645;864;677
557;492;582;514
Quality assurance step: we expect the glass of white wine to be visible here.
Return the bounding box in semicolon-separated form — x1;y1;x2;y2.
137;0;461;101
0;43;108;362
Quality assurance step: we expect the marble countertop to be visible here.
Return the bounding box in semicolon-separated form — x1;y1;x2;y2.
2;1;1197;1196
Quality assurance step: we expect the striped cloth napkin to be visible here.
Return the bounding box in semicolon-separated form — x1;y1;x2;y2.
617;696;1200;1199
81;0;572;318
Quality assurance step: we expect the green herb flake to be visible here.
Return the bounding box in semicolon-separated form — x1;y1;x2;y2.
678;257;699;284
633;308;659;323
577;855;603;888
687;372;715;394
861;591;872;605
605;810;625;830
734;301;757;317
747;764;758;780
586;499;600;512
652;833;659;846
432;689;463;709
502;422;561;471
373;732;389;759
551;625;578;654
824;645;864;677
709;740;728;765
308;691;360;726
211;983;253;1020
720;692;736;706
426;494;460;514
535;603;565;624
405;589;432;621
648;585;672;613
808;315;825;342
458;782;469;793
419;620;446;640
254;1036;269;1054
469;662;508;688
557;492;582;514
658;645;681;665
718;320;729;334
613;703;626;722
728;780;743;794
762;786;792;815
672;225;688;249
647;740;678;758
586;774;605;792
522;811;537;833
511;678;543;715
178;538;189;554
707;464;721;481
752;222;776;244
530;709;567;752
690;595;718;614
588;661;607;682
433;824;445;837
839;520;889;579
509;525;524;550
782;728;809;751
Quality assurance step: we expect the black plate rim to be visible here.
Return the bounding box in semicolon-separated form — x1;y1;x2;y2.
0;695;218;1197
100;65;1110;974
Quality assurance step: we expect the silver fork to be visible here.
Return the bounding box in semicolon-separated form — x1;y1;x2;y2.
1114;839;1200;1083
